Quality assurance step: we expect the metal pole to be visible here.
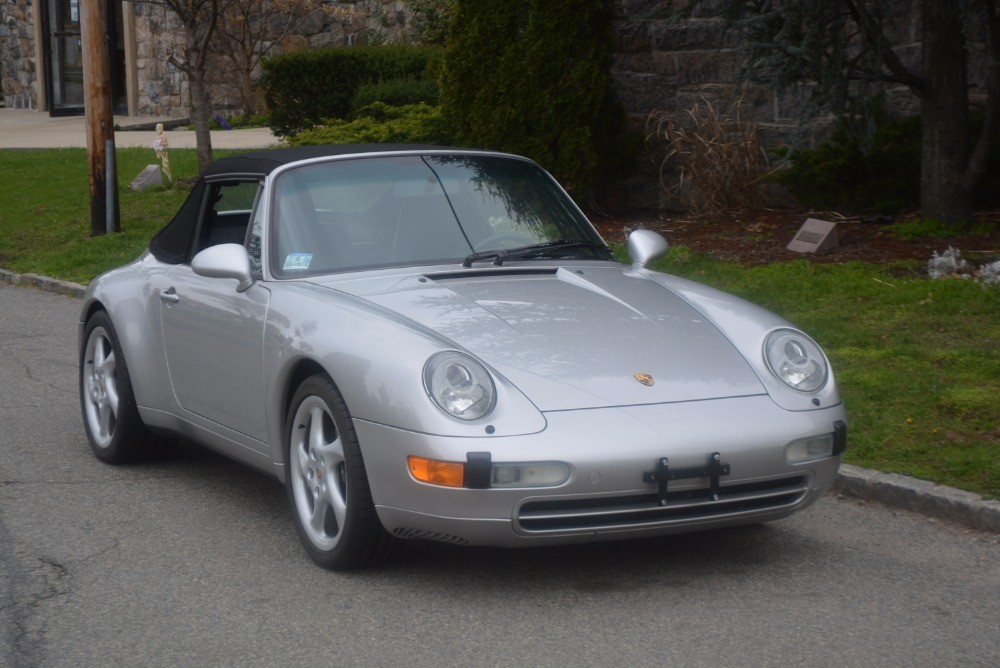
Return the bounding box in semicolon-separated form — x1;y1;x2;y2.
106;138;116;235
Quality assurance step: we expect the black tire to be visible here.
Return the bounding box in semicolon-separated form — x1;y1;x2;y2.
79;311;159;463
285;374;398;570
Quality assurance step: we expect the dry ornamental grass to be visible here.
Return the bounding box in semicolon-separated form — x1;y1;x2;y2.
647;95;775;215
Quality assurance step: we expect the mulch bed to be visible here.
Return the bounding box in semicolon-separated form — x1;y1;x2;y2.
590;209;1000;267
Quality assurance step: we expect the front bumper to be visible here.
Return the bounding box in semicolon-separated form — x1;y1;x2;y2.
357;396;845;547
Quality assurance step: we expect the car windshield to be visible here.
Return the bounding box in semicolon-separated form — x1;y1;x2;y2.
270;154;610;276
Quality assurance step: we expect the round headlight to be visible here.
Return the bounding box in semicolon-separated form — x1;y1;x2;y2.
764;329;828;392
423;352;496;420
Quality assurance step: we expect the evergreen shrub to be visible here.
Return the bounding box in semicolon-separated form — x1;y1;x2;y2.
776;115;1000;213
261;45;442;136
351;79;439;113
439;0;633;202
774;117;921;213
285;103;448;146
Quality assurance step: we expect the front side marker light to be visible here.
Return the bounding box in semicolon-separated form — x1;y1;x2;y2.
408;456;465;487
785;434;835;463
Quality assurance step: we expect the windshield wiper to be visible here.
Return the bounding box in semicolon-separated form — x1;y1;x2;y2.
462;240;613;267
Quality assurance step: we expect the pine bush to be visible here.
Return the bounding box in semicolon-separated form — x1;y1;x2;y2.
439;0;630;201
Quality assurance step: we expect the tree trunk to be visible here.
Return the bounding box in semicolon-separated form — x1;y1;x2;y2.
919;0;971;224
185;44;215;172
189;73;214;171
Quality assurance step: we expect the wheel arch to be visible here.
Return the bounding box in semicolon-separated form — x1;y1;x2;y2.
81;298;108;324
274;357;338;483
283;358;331;423
78;298;110;348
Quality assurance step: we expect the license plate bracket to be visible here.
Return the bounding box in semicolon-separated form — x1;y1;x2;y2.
642;452;730;506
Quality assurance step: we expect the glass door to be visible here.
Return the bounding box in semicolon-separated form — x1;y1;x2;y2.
47;0;85;115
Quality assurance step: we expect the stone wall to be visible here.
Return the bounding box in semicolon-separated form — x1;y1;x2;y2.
607;0;959;207
132;3;188;116
610;0;929;135
1;1;39;109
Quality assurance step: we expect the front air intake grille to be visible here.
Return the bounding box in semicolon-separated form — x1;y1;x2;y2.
517;476;808;533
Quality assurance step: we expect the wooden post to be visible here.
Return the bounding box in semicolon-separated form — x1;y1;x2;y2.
80;0;120;236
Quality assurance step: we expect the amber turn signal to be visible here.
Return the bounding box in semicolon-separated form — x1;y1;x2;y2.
408;456;465;487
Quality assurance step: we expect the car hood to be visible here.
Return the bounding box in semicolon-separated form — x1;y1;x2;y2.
314;266;766;411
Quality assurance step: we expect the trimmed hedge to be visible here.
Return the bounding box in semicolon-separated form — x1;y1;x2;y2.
261;45;442;136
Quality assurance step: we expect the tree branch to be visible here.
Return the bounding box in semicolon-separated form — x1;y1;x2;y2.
841;0;926;95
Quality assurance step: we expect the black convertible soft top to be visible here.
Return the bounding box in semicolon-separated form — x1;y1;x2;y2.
148;144;461;264
200;143;454;177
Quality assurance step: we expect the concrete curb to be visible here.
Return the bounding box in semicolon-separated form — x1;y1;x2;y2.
833;464;999;533
2;269;997;534
0;268;86;297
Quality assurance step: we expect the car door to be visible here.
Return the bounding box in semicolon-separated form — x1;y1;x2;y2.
157;180;271;446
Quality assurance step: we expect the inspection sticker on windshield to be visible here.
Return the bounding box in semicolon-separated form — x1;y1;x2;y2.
284;253;313;270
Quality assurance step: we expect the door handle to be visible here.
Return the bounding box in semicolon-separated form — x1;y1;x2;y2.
159;287;180;304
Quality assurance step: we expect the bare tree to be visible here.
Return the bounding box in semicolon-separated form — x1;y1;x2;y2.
140;0;221;171
209;0;328;117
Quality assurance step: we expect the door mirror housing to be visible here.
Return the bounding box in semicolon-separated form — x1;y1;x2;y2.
192;244;254;292
627;229;670;269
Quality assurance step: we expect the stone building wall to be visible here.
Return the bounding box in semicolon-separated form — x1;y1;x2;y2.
0;1;39;109
610;0;927;142
607;0;960;207
132;2;188;116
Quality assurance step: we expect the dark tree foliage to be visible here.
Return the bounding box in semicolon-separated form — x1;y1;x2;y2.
695;0;1000;225
439;0;630;202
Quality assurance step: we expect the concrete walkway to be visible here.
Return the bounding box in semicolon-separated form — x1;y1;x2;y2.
0;108;278;150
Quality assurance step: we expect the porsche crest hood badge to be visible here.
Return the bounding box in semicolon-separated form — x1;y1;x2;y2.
634;372;654;386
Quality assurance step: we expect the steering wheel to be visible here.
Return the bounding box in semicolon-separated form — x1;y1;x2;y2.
474;232;535;252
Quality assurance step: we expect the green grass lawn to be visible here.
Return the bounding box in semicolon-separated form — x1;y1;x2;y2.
0;148;209;283
2;148;998;499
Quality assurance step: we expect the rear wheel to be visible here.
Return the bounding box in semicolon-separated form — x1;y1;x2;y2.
80;311;157;463
286;374;397;570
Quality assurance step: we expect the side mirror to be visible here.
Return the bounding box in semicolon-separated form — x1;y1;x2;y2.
192;243;254;292
627;229;669;269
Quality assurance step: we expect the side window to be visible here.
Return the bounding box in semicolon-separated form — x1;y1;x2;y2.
198;181;262;252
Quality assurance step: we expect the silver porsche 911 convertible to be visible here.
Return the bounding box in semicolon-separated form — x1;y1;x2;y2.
79;145;846;569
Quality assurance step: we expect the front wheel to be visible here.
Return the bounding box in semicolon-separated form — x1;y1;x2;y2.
79;311;157;463
285;374;397;570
